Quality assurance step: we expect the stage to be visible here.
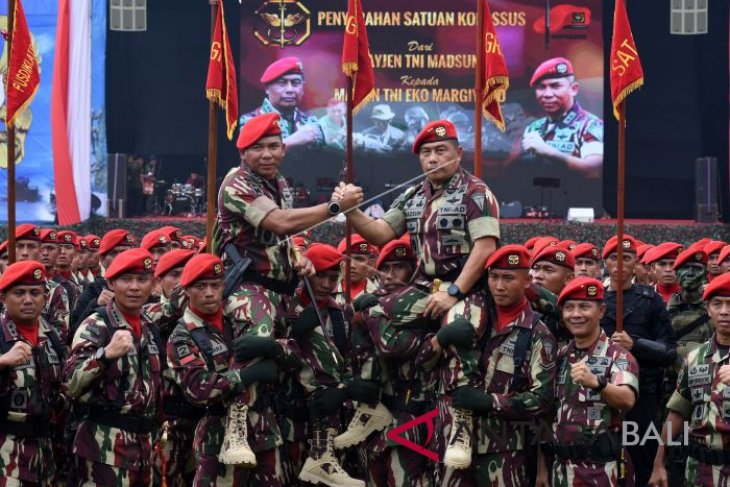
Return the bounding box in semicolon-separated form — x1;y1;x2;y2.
13;216;723;247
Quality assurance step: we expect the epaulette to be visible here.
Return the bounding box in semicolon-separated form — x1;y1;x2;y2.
392;185;418;206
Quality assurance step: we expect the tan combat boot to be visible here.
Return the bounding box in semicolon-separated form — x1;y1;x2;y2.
218;402;256;467
299;422;365;487
334;402;393;449
443;407;473;469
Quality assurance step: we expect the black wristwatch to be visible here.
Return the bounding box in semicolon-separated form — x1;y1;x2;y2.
447;283;466;301
95;347;113;368
328;200;341;216
590;375;608;393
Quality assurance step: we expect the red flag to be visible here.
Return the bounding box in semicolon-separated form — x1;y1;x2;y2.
206;0;238;140
342;0;375;114
5;0;40;128
610;0;644;120
479;0;509;132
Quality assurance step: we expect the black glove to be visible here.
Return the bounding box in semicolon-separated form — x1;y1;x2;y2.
238;359;278;386
451;385;493;416
345;379;380;403
307;387;348;416
233;335;282;362
435;318;474;349
291;305;322;338
353;293;379;312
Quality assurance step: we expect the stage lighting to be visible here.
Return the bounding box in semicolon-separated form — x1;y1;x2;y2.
670;0;708;35
110;0;147;32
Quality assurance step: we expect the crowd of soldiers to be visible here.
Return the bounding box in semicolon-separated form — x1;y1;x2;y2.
0;106;729;487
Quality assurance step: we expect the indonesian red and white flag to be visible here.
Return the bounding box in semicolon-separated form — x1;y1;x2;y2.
206;0;238;140
342;0;375;114
610;0;644;119
5;0;40;128
479;0;509;132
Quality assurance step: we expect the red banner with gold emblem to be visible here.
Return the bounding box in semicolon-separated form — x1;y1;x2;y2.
341;0;375;114
610;0;643;120
5;0;40;128
479;0;509;132
206;0;239;140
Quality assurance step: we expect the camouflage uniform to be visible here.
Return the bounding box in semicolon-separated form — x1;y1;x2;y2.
44;279;71;346
349;289;437;487
547;330;639;487
666;335;730;487
240;98;324;146
380;167;500;392
668;293;713;367
334;278;380;308
53;272;81;318
64;301;163;486
0;314;65;486
166;307;284;487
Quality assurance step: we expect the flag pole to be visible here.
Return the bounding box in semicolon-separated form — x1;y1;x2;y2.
615;101;626;333
205;0;219;253
7;0;17;264
474;0;485;179
344;74;354;303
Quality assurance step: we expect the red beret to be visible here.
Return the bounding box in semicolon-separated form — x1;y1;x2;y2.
100;229;136;256
530;57;574;87
0;241;7;257
689;238;712;251
179;253;225;287
642;242;683;265
15;223;41;241
305;243;343;273
523;236;542;251
180;235;200;250
602;234;638;259
40;229;58;244
412;120;458;154
0;260;46;291
558;240;578;250
717;245;730;265
531;244;576;270
337;234;377;256
78;237;89;251
105;248;154;280
533;4;591;34
159;226;183;242
571;243;600;261
292;236;310;251
636;244;654;261
531;236;560;259
155;249;196;278
485;244;531;270
673;249;707;270
558;277;604;306
376;239;415;269
260;56;303;84
141;230;172;251
86;235;101;250
703;272;730;301
56;231;78;248
703;240;727;257
236;113;282;150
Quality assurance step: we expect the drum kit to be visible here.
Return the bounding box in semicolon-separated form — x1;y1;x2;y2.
141;176;205;216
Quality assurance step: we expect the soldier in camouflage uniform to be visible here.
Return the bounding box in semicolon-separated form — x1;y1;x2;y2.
0;261;66;486
650;272;730;487
440;245;556;486
531;242;575;296
240;57;324;148
703;240;726;283
572;243;602;280
334;234;380;306
64;248;162;486
213;112;362;476
340;119;500;471
140;229;174;266
54;231;83;313
166;254;285;487
146;249;196;486
539;277;639;487
334;238;436;487
644;242;684;304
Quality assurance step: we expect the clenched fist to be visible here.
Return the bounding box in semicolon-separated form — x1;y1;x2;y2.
0;341;32;368
571;360;600;389
104;330;135;360
720;364;730;386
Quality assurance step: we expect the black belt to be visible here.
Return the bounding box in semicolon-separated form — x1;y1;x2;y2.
689;441;730;465
164;399;206;420
0;417;49;438
542;432;620;463
242;271;298;296
381;394;431;417
88;409;157;434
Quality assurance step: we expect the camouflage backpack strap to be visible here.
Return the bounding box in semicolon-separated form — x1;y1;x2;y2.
328;307;349;357
509;315;538;393
189;327;216;372
43;322;66;362
95;307;128;409
147;321;166;369
674;313;711;341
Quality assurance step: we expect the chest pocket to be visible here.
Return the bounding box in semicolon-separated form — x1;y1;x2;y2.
585;357;611;402
436;188;468;250
146;338;162;372
721;386;730;421
404;195;426;237
688;363;712;405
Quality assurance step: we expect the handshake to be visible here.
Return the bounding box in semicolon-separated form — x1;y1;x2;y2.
330;182;364;214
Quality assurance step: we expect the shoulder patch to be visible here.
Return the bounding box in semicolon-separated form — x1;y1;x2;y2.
614;357;630;371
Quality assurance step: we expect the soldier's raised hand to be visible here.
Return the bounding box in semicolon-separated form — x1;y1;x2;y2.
570;358;599;389
104;330;135;359
338;184;364;212
720;364;730;386
0;341;32;368
97;289;115;306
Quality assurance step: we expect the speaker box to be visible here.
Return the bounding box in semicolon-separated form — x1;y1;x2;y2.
695;157;718;223
108;153;127;219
